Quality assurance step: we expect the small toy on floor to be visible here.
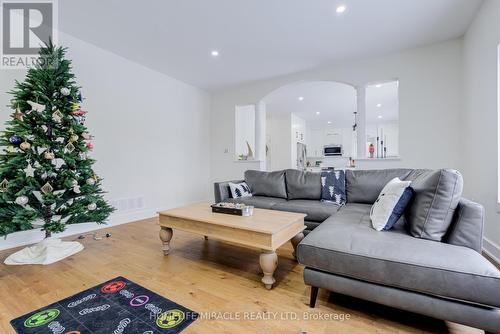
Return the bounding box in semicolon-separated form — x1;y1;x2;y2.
77;232;112;241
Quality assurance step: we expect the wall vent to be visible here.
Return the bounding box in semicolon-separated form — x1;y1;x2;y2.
109;196;145;213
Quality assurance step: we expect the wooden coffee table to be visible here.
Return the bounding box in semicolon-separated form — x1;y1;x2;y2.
158;202;306;289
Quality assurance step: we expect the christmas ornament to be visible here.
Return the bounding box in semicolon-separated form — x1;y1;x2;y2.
0;179;8;192
77;92;83;102
86;178;96;185
60;87;70;96
87;203;97;211
86;142;93;151
41;182;54;194
24;164;35;177
79;152;87;160
12;105;23;121
52;158;64;168
20;141;31;150
71;109;87;124
44;151;55;160
70;108;87;116
15;196;29;205
64;142;75;153
81;132;91;140
70;134;79;142
75;116;86;125
72;180;81;194
71;103;80;111
52;110;64;123
7;146;17;153
27;100;46;113
41;125;48;132
9;135;22;145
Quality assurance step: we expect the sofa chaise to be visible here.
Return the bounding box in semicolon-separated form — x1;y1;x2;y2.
214;168;500;333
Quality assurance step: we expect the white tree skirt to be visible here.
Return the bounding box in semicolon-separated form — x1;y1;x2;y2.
4;238;84;265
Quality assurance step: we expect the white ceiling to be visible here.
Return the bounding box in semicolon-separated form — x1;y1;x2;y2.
59;0;482;91
265;81;356;128
264;80;398;129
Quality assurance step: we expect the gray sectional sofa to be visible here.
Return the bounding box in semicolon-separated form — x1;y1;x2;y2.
214;168;500;333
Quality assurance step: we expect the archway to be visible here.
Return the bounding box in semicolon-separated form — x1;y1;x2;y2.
260;81;358;171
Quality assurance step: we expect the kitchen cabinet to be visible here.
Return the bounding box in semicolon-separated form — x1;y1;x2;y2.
307;128;324;157
341;128;354;157
324;128;342;145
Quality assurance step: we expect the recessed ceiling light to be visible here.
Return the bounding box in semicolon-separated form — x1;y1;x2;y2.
375;84;382;88
376;103;382;108
378;115;383;119
298;96;304;101
336;5;347;14
211;50;219;57
327;121;332;124
316;111;320;115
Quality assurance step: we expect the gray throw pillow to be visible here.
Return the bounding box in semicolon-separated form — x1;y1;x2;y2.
404;169;463;241
244;170;287;199
285;169;321;200
346;169;413;204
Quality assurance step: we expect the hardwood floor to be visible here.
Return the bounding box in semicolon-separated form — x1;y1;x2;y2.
0;218;484;334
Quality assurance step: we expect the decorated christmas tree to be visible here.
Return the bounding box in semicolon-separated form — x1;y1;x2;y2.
0;41;113;255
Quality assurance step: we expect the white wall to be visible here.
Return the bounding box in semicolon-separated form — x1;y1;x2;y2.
234;104;256;159
463;0;500;255
210;39;464;184
0;33;211;250
266;113;292;171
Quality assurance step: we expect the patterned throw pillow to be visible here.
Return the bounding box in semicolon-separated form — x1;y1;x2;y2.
320;170;346;205
229;182;252;198
370;177;414;231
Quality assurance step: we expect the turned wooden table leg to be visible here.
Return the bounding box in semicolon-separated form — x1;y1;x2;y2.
159;227;173;255
291;232;305;260
260;251;278;289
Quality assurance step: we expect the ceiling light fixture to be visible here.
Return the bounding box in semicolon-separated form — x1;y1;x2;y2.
375;84;382;88
378;115;383;119
316;111;320;115
211;50;219;57
376;103;382;108
327;121;332;124
298;96;304;101
336;5;347;14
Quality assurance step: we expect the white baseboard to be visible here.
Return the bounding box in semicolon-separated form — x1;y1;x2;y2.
0;198;211;252
483;238;500;266
0;208;158;251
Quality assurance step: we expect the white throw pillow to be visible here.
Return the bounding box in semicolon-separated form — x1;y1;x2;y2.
229;182;252;199
370;177;413;231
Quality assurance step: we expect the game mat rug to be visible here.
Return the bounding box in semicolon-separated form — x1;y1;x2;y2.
11;276;198;334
